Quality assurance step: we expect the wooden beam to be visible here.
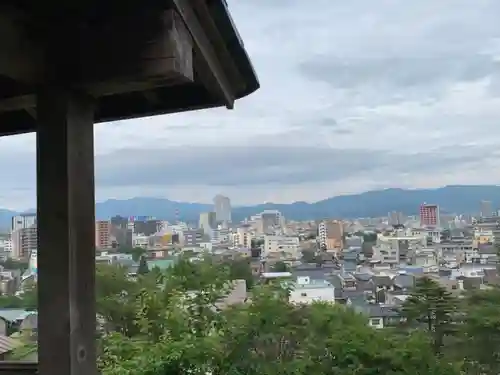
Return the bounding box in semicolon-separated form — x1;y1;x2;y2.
26;107;36;119
37;87;97;375
172;0;235;109
0;10;43;83
142;90;162;106
192;0;246;93
0;95;35;112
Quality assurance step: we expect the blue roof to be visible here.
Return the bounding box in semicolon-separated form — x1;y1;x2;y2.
0;309;35;322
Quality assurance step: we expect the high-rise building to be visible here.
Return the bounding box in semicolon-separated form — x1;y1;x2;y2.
419;204;440;227
388;211;404;226
199;212;217;237
213;194;232;223
11;213;37;260
110;215;129;230
11;225;37;260
95;220;112;249
11;213;36;232
131;219;162;236
480;200;493;218
234;225;253;248
317;220;344;250
260;210;283;235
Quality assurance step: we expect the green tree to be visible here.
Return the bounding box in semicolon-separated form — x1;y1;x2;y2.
0;279;37;310
98;263;461;375
118;246;146;262
137;256;149;275
270;261;289;272
400;277;457;354
98;256;232;375
363;232;377;242
458;288;500;374
251;238;264;248
0;258;29;272
95;264;142;336
0;295;24;308
20;279;37;310
226;258;254;290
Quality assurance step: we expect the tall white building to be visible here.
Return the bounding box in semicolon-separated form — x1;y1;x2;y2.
12;214;36;232
232;225;253;248
199;212;217;238
213;195;232;223
11;213;37;260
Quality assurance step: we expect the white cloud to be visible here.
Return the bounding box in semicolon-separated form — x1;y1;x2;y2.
3;0;500;209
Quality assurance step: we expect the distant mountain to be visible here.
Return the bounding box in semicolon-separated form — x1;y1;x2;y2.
0;209;19;231
92;185;500;221
1;185;500;229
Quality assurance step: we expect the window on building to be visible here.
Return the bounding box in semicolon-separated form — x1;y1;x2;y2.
371;318;381;325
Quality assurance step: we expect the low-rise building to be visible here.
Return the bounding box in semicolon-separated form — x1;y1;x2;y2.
290;277;335;304
263;235;300;260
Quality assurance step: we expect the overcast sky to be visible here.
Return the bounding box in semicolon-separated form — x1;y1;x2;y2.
3;0;500;209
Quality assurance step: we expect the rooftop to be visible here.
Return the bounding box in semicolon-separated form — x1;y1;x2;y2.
0;0;259;135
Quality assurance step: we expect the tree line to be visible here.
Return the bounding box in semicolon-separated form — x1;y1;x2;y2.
7;257;500;374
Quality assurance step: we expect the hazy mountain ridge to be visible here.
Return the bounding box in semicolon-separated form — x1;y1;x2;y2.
1;185;498;229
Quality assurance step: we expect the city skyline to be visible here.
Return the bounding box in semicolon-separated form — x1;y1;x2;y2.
2;1;500;208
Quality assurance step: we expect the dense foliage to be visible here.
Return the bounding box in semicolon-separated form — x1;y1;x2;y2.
8;257;500;375
96;260;462;375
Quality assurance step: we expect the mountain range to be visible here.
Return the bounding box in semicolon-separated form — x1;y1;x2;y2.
1;185;499;229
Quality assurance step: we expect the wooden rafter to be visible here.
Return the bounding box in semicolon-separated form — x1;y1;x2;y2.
172;0;235;109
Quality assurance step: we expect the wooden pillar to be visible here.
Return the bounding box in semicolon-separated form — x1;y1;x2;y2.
36;87;97;375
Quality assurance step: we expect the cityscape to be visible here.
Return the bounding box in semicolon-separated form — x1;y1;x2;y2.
1;0;500;374
0;193;498;365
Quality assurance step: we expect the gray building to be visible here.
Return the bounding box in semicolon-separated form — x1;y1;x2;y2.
182;229;204;246
12;226;37;260
199;212;217;236
480;200;493;218
11;213;36;232
261;210;282;234
213;195;232;223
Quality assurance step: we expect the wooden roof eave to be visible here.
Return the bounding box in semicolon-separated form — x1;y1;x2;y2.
0;0;259;137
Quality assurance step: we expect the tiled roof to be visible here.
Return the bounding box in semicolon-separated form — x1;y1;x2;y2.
0;334;22;354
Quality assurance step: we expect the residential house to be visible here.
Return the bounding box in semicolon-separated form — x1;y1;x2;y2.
290;277;335;304
350;301;403;329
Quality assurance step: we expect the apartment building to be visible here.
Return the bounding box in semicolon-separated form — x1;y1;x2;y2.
11;213;37;260
11;226;37;260
11;214;36;232
373;232;426;265
233;225;253;248
263;235;300;259
181;229;204;246
419;203;440;227
212;228;230;245
95;220;112;249
318;220;344;251
132;234;150;249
